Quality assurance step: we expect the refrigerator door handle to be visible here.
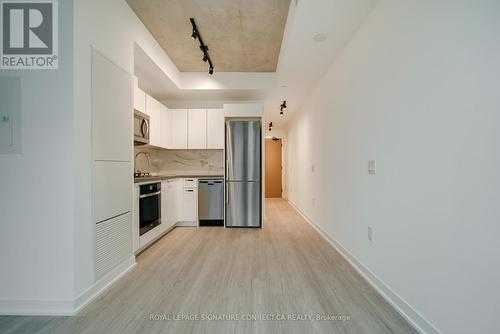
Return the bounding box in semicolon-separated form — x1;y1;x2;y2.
225;182;229;204
225;183;228;204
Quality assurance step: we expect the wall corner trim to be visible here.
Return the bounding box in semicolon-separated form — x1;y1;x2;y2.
73;256;136;315
286;200;442;334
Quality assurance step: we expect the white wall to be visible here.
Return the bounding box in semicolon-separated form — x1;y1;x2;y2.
0;1;75;313
285;1;500;333
74;0;181;301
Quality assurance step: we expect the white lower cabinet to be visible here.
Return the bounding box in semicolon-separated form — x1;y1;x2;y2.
182;188;198;222
182;178;198;223
135;178;198;252
161;179;178;230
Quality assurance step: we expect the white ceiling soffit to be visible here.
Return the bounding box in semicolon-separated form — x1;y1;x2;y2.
264;0;379;127
134;43;275;102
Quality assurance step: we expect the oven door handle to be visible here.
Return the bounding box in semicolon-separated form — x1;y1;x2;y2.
139;191;161;199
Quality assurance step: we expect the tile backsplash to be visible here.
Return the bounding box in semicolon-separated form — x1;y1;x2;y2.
134;147;223;175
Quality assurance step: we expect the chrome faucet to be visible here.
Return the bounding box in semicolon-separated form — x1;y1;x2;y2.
134;151;151;173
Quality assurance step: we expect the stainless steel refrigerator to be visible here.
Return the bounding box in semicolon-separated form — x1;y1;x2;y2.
225;119;262;228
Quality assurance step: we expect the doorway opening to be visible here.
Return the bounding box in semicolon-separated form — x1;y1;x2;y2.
265;137;283;198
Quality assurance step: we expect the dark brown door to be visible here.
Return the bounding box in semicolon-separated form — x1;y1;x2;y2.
265;138;283;198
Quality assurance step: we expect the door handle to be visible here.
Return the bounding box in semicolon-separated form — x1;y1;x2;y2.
225;183;228;204
141;119;149;138
139;191;161;198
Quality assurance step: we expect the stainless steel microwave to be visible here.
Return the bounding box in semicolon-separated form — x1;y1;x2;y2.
134;110;149;145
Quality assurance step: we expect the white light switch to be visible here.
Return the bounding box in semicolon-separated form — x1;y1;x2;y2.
368;226;374;242
368;160;376;175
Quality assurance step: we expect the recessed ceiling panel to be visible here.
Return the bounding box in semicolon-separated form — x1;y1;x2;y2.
127;0;291;72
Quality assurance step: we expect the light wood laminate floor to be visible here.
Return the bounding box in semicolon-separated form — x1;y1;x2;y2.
0;199;417;334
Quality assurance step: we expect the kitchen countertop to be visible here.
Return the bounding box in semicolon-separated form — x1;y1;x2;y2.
134;173;224;184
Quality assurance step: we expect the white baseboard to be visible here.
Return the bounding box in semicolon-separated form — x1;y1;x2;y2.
287;200;441;334
0;256;136;316
175;221;198;227
0;298;75;316
73;256;136;314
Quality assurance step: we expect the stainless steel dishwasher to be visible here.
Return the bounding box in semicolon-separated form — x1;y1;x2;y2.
198;178;224;226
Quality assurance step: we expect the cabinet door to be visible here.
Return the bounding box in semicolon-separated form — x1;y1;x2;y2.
94;161;132;223
161;181;176;229
182;188;198;222
133;78;146;113
160;105;171;149
206;109;224;149
188;109;207;149
92;49;132;161
170;109;188;149
146;95;162;147
174;179;184;223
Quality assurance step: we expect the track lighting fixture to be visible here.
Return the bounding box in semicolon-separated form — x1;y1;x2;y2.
268;122;273;131
280;100;287;115
190;18;214;75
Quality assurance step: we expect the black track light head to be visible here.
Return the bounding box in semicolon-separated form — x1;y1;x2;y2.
191;30;197;40
280;100;287;112
203;54;208;62
209;67;214;75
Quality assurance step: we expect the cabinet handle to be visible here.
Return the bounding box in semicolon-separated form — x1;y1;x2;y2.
225;183;228;204
186;189;194;192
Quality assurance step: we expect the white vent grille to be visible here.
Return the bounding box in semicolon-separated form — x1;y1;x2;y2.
95;212;132;279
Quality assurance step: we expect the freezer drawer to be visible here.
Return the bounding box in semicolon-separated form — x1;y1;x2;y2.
225;181;261;227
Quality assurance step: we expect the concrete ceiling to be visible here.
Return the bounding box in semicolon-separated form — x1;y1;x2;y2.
126;0;290;72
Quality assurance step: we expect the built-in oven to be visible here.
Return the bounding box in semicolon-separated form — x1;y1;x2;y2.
134;110;150;145
139;183;161;235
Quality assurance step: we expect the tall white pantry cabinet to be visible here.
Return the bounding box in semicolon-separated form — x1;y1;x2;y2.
92;49;133;280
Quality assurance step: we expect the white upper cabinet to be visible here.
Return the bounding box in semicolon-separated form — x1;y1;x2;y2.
146;95;162;147
170;109;188;149
188;109;207;149
160;105;171;149
206;109;224;149
133;78;146;114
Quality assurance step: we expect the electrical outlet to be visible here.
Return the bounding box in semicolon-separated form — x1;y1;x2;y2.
368;226;374;242
368;160;376;175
